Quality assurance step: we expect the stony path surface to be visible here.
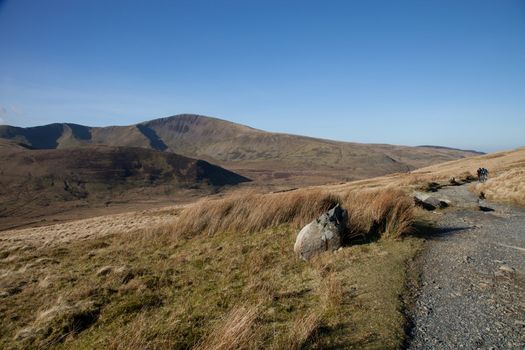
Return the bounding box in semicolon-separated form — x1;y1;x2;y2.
407;185;525;349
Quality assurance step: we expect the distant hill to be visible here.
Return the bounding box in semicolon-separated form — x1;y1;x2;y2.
417;145;484;155
0;114;482;185
0;145;249;228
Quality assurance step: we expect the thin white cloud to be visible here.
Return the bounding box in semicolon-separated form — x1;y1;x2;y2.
11;105;21;115
0;104;22;124
0;105;7;124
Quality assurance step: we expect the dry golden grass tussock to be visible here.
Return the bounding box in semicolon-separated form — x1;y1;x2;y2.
168;187;414;241
194;304;261;350
171;189;339;238
284;312;320;350
340;188;415;240
397;174;429;187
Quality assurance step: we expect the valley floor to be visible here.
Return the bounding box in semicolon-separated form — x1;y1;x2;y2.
407;185;525;349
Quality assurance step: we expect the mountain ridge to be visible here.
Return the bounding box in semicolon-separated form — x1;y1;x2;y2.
0;114;483;185
1;114;482;154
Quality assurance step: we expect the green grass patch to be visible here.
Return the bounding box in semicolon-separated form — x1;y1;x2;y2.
1;224;422;349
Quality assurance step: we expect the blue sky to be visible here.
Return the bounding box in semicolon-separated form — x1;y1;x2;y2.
0;0;524;152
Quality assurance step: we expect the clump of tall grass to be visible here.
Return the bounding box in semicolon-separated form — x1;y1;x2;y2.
170;189;339;237
167;187;414;241
193;304;261;350
283;312;320;350
340;189;415;240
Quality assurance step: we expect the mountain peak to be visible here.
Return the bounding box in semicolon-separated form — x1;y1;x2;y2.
143;114;261;133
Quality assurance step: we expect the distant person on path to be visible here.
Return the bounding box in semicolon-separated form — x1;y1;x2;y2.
478;168;489;183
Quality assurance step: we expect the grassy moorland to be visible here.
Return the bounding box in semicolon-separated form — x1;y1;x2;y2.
472;167;525;207
1;188;420;349
1;147;523;349
323;147;525;207
415;147;525;207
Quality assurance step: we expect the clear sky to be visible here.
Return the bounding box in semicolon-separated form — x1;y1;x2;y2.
0;0;524;152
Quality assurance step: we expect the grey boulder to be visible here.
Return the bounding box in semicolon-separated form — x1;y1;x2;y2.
294;204;347;260
414;192;450;210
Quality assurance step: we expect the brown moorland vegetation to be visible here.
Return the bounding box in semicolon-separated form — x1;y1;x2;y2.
321;147;525;207
0;145;249;230
0;186;419;349
168;187;414;241
2;146;523;349
473;168;525;206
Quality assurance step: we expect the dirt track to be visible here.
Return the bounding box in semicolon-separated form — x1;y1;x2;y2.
407;185;525;349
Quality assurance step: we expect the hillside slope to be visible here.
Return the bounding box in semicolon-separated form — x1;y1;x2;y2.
145;115;485;184
0;115;482;185
0;145;249;230
0;139;31;150
320;146;525;209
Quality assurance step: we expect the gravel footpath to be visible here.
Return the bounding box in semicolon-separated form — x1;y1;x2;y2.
407;185;525;349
